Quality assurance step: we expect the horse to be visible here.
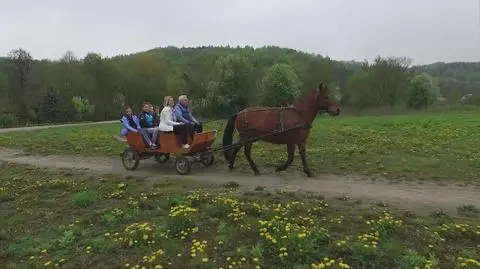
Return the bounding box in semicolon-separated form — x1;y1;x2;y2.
222;82;341;177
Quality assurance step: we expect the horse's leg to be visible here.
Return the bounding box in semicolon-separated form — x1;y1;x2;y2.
244;143;261;175
298;142;313;177
275;143;295;172
228;145;241;172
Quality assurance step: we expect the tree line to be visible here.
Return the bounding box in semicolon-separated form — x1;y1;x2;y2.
0;46;478;127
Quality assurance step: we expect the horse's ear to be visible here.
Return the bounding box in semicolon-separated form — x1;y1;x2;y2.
318;83;324;90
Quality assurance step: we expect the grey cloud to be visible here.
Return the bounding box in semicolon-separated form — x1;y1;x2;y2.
1;0;479;64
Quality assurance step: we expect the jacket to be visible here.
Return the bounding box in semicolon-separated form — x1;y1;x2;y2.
139;111;158;128
120;114;139;136
173;103;197;124
158;106;181;132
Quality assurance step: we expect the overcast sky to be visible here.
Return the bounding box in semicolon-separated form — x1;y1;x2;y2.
1;0;479;64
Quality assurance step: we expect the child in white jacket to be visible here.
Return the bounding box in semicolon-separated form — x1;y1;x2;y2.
158;96;193;149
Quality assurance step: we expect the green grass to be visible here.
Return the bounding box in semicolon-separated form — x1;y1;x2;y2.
0;112;479;181
71;190;98;207
0;163;479;269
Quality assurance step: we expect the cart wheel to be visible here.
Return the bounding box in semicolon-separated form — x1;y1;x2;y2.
201;154;215;166
175;156;192;175
122;148;140;171
154;153;170;164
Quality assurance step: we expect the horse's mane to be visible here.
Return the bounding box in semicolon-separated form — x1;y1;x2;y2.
293;89;317;109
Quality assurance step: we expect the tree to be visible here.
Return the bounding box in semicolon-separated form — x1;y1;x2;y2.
3;45;480;125
369;56;412;107
0;72;9;109
329;83;343;102
334;63;350;104
260;63;301;107
406;73;434;110
62;50;78;64
205;53;254;116
72;96;95;121
58;50;81;96
37;87;65;122
0;72;14;127
82;53;119;120
7;48;33;120
429;76;441;98
122;52;170;109
460;93;473;105
347;68;375;110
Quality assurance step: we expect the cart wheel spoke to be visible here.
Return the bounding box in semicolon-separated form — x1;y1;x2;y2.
121;148;140;171
175;157;192;175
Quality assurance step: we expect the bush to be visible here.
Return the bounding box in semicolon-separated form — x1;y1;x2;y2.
407;73;434;110
0;114;18;128
260;63;301;107
205;53;254;116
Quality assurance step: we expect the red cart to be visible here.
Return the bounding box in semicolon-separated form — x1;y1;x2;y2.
120;130;217;175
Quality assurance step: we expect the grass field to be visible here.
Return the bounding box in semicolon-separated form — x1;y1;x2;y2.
1;163;479;269
0;112;479;181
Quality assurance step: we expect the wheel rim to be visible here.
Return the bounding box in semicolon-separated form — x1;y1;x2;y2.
176;157;191;174
177;159;188;172
123;150;137;169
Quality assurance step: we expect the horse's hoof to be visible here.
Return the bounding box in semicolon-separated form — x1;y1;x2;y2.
305;171;314;177
228;166;234;172
254;171;261;176
275;167;285;172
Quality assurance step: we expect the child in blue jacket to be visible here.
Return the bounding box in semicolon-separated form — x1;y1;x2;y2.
114;106;140;142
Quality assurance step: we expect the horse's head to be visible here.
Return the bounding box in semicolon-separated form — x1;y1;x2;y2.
316;83;341;116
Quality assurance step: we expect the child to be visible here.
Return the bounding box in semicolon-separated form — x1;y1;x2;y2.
138;101;159;149
114;106;140;142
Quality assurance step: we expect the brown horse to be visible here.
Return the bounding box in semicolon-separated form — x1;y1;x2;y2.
222;83;341;177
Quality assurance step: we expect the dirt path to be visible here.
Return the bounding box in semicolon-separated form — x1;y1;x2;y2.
1;147;478;213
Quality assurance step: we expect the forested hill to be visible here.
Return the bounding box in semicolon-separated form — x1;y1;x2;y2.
417;61;480;100
0;45;478;127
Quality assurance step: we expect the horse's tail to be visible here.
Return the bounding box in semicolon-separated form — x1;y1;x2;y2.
222;113;238;163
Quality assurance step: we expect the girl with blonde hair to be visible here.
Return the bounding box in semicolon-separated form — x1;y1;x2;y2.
158;96;193;149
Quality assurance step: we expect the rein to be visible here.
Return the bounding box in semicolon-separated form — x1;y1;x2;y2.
201;89;326;125
201;105;328;125
200;106;306;125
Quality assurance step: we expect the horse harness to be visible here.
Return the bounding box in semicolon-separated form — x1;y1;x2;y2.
240;106;310;135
